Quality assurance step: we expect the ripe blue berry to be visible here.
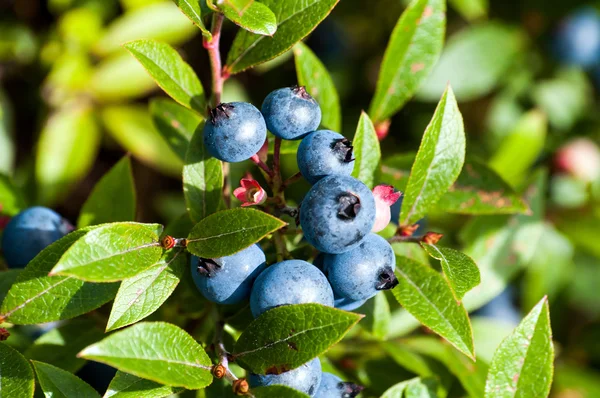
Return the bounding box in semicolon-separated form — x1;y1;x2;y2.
334;296;367;312
554;8;600;67
314;372;363;398
297;130;355;184
325;233;398;301
261;86;321;140
190;244;266;305
249;358;322;396
250;260;334;318
1;206;72;268
203;102;267;162
300;175;375;254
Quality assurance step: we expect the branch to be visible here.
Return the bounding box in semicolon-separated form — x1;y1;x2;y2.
204;13;226;107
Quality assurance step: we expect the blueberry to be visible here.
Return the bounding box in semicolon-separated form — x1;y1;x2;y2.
249;358;322;397
334;296;367;312
203;102;267;162
261;86;321;140
297;130;355;184
554;8;600;68
314;372;363;398
300;175;375;254
250;260;334;318
190;244;266;305
325;233;397;301
1;206;72;268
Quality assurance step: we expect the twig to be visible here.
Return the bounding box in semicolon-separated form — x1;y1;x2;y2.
204;13;225;107
283;172;303;188
213;319;238;382
250;154;273;178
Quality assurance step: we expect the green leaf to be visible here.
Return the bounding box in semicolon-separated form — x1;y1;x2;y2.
522;224;573;310
449;0;487;21
104;370;184;398
93;2;197;56
79;322;213;389
24;319;104;373
0;88;15;175
225;0;339;74
50;222;163;282
78;157;136;228
222;0;254;15
403;336;488;397
150;98;203;162
91;52;157;102
460;170;548;313
187;208;285;258
0;174;26;216
219;1;277;35
400;86;466;226
233;304;362;374
378;153;417;193
183;124;223;223
489;110;547;188
381;377;438;398
1;230;119;325
436;159;529;215
484;297;554;398
36;104;101;205
392;256;475;359
418;23;526;102
125;40;205;113
421;244;480;301
531;68;592;131
0;269;20;304
0;342;35;398
404;378;438;397
172;0;211;38
293;42;341;131
101;105;183;177
382;342;436;378
252;386;310;398
106;249;186;332
369;0;446;123
32;360;100;398
351;112;380;189
360;293;390;340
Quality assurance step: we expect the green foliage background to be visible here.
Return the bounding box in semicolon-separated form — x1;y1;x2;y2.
0;0;599;397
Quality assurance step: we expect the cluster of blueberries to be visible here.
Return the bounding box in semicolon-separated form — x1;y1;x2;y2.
0;86;400;397
193;86;400;396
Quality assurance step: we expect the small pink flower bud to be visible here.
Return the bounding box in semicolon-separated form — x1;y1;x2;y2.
372;185;402;232
555;138;600;183
233;178;267;207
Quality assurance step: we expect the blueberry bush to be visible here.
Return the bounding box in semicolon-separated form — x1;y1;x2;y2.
1;0;599;397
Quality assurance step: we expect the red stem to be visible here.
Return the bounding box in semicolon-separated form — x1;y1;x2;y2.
250;155;273;177
204;13;225;107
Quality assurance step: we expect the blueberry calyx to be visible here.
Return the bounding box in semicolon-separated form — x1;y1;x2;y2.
209;103;234;123
196;258;221;277
337;193;361;220
339;382;364;398
376;269;399;290
291;85;312;100
331;138;354;163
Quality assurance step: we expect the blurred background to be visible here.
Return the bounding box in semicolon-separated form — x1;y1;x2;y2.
1;0;600;396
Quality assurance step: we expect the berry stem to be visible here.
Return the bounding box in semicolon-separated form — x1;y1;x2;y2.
212;316;240;386
250;154;273;178
205;12;225;108
282;171;303;188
